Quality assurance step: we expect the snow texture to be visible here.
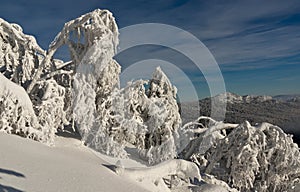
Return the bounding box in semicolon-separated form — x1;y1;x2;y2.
204;122;300;191
115;159;200;192
0;132;149;192
0;73;40;139
182;118;300;192
0;18;45;88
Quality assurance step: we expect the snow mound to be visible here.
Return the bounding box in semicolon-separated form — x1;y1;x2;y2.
0;73;41;139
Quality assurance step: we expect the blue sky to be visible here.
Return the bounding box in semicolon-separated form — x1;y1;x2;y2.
1;0;300;100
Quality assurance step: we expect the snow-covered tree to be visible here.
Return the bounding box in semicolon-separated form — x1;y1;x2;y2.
0;18;45;88
204;121;300;191
35;79;69;143
0;9;120;143
0;16;69;143
181;117;300;192
64;10;122;153
138;67;182;164
0;73;54;143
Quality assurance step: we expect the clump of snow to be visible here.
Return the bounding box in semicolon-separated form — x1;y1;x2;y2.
0;73;41;140
115;159;200;192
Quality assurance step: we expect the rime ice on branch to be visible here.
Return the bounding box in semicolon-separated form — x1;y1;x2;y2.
0;9;299;192
0;18;45;88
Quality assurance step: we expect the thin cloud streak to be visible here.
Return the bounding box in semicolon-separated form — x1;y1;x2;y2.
1;0;299;97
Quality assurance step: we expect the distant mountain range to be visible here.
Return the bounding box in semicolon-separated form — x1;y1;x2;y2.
210;92;300;103
180;92;300;144
273;94;300;102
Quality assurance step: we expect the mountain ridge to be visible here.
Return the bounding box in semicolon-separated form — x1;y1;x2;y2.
207;92;300;103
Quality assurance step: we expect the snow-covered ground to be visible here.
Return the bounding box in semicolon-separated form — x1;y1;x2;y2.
0;132;149;192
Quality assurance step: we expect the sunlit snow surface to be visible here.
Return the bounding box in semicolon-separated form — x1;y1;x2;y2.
0;133;148;192
0;133;234;192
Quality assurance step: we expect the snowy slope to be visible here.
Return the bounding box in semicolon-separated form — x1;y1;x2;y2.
0;133;149;192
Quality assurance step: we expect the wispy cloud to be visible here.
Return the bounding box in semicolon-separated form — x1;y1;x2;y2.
1;0;299;97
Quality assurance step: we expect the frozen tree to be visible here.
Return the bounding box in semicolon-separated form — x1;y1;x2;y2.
0;16;69;142
181;116;300;191
179;116;237;162
0;73;55;143
138;67;182;164
35;79;69;143
38;9;120;136
64;10;122;151
0;18;45;88
27;9;117;94
0;9;120;143
204;121;300;191
88;80;149;157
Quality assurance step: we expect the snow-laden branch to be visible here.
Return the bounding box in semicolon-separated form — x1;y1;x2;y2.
27;9;119;93
0;18;45;88
203;121;300;191
182;116;238;135
41;69;73;80
0;73;49;142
